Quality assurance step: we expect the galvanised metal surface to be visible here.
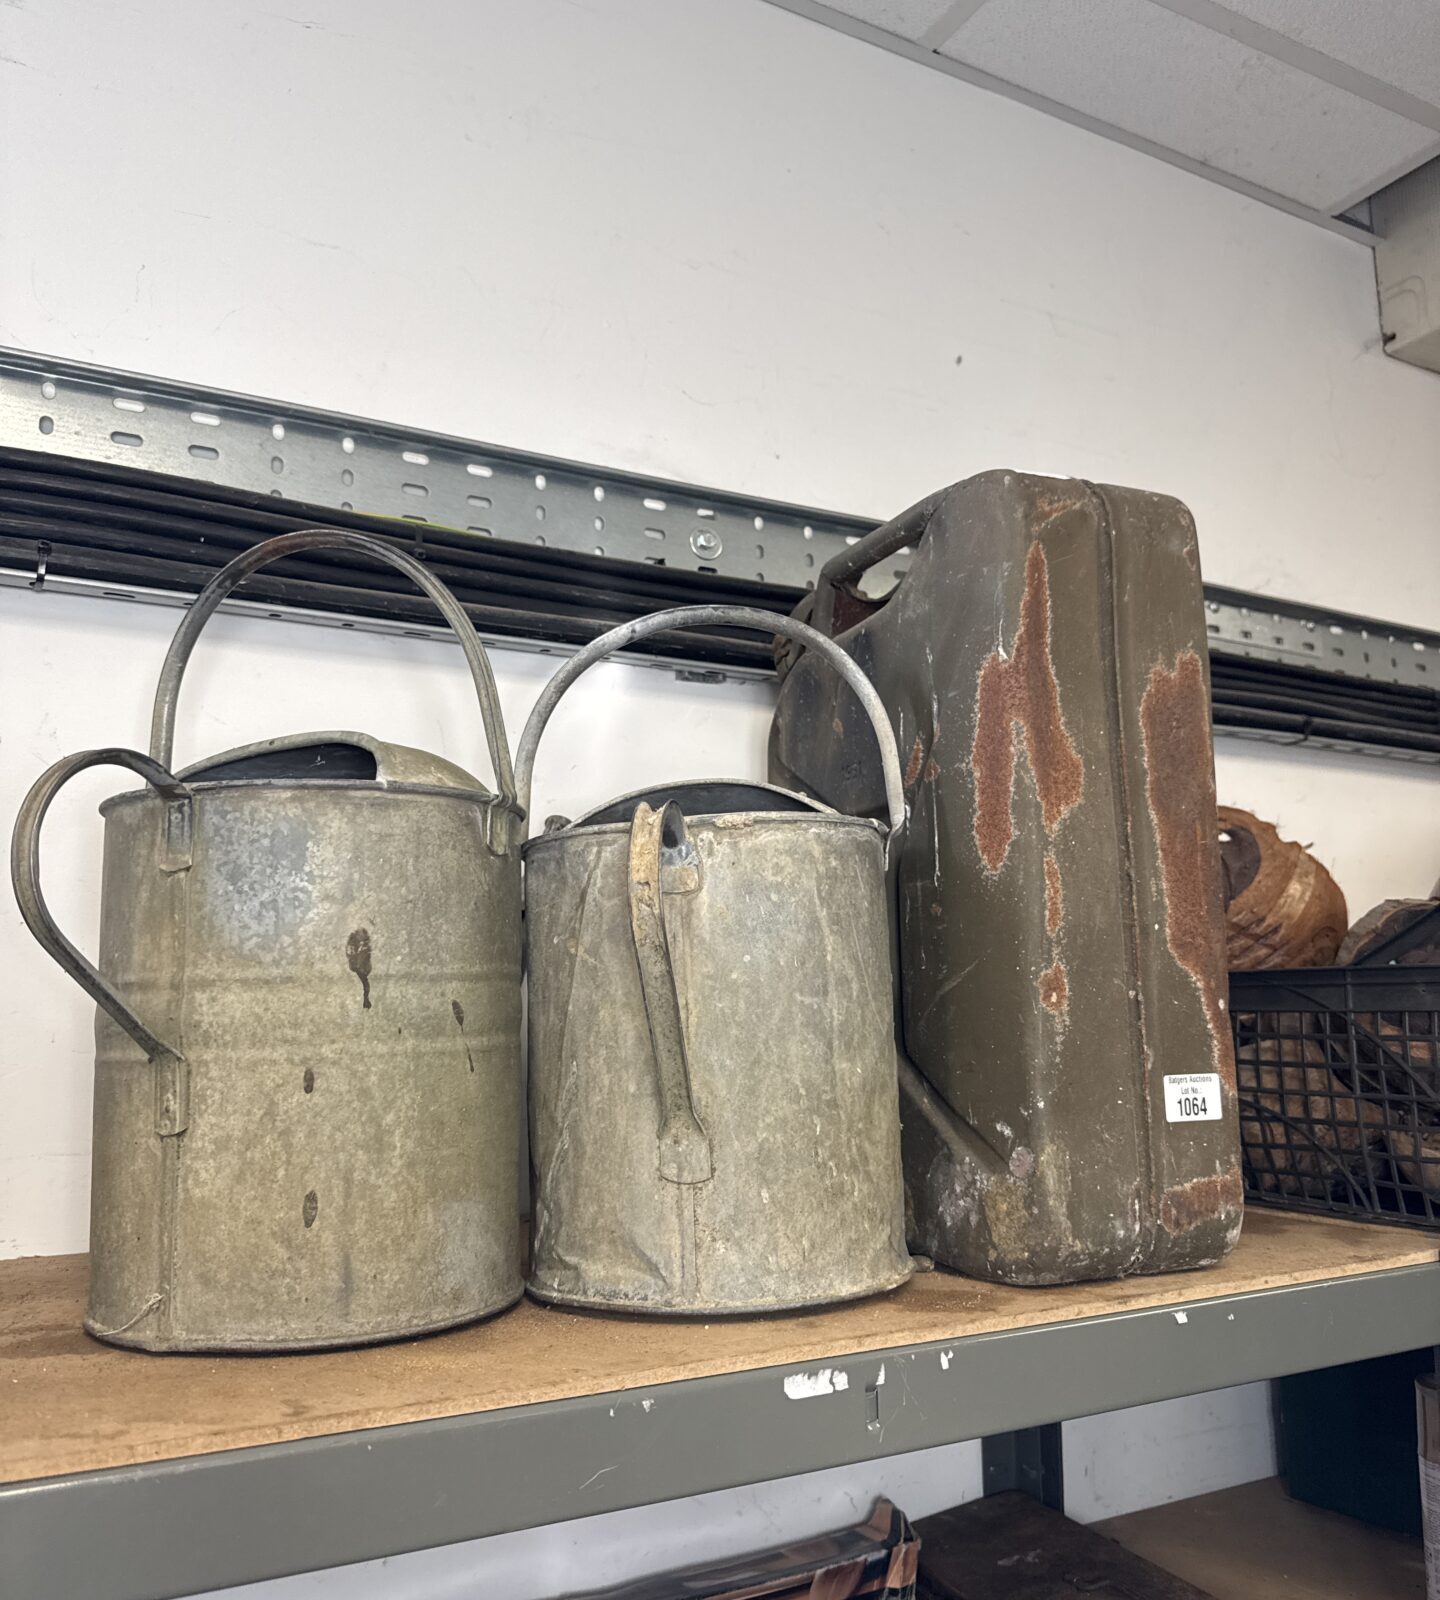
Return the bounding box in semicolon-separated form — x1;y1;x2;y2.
3;348;1438;748
518;606;911;1314
0;348;896;593
772;475;1243;1286
1201;582;1437;692
2;1260;1436;1600
10;530;524;1351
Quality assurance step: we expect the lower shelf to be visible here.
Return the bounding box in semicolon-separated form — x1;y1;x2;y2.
1;1210;1435;1600
1098;1477;1428;1600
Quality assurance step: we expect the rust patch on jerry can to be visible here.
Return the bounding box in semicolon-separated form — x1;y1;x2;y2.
970;542;1084;875
1160;1167;1243;1234
1139;649;1234;1088
1037;960;1069;1018
1043;850;1063;937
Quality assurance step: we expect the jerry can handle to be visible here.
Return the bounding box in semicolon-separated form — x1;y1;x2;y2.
514;605;906;844
628;800;712;1186
817;491;943;589
11;748;191;1073
808;490;945;637
147;529;521;845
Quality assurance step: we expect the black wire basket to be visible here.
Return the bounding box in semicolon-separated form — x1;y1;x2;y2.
1232;958;1440;1229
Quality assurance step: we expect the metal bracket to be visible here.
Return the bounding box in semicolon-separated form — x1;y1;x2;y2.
153;1053;189;1138
159;798;193;874
982;1424;1065;1512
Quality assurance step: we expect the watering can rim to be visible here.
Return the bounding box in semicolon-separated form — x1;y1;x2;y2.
97;729;495;814
523;778;887;853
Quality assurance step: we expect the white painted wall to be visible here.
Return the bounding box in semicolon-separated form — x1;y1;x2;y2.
1063;1383;1278;1524
3;0;1437;1591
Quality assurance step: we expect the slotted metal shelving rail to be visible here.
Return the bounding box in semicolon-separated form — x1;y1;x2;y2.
1;349;1437;762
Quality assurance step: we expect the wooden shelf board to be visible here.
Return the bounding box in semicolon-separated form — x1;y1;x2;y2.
2;1209;1435;1487
1098;1476;1428;1600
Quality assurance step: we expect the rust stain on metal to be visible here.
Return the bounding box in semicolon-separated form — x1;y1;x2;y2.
345;927;373;1010
1160;1168;1242;1234
924;757;940;782
1037;960;1068;1017
1030;492;1082;529
970;542;1084;875
904;736;927;789
302;1189;319;1229
1043;850;1063;936
1139;650;1234;1087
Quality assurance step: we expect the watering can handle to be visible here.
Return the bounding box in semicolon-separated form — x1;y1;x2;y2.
628;801;712;1187
147;528;519;833
12;748;191;1072
514;605;906;842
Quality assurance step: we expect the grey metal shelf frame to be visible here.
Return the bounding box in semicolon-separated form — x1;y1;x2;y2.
3;1254;1437;1600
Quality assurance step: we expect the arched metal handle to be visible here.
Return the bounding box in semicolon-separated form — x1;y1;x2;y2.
11;748;191;1073
816;491;943;590
629;801;712;1186
808;491;943;640
514;605;906;843
148;528;519;842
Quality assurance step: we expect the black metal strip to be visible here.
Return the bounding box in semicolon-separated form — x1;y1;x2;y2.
3;448;1437;761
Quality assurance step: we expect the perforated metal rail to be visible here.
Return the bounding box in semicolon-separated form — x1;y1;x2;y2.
1;349;1436;761
0;350;894;595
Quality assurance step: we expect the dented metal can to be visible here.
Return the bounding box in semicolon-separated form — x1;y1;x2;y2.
771;473;1243;1286
517;606;912;1314
11;531;523;1350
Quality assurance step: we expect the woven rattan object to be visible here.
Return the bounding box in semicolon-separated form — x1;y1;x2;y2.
1218;807;1348;969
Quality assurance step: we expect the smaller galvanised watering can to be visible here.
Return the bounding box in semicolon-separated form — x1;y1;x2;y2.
517;606;912;1315
12;530;524;1351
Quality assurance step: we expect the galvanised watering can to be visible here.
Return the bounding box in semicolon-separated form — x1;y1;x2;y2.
12;530;523;1350
519;606;912;1315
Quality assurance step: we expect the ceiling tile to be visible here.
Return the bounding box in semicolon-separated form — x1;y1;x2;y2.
810;0;962;42
1218;0;1440;110
940;0;1439;211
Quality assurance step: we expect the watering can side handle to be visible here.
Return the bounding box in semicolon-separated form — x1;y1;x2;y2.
146;529;520;840
628;801;712;1187
11;748;190;1066
514;605;906;843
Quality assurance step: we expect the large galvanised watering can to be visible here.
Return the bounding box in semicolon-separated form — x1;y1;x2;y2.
517;605;912;1315
12;530;524;1351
